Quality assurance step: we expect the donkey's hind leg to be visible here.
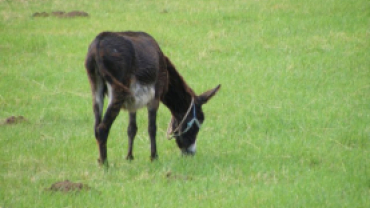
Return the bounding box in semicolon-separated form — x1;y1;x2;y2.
86;58;107;165
92;77;105;138
96;105;122;165
85;56;105;135
126;112;137;160
96;84;124;165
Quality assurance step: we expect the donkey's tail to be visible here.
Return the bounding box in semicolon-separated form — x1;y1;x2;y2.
94;33;131;95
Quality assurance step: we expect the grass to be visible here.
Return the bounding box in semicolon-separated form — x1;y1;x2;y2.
0;0;369;207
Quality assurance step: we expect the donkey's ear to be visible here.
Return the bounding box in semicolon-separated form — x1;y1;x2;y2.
197;84;221;105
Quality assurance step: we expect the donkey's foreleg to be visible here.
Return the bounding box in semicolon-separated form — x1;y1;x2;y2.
147;100;159;161
126;112;137;160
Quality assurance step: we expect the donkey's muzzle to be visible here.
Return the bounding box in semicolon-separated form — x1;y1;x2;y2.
182;143;196;155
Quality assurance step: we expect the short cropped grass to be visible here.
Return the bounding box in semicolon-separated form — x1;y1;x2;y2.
0;0;369;207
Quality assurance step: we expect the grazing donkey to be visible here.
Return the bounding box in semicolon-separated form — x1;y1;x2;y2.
85;31;220;165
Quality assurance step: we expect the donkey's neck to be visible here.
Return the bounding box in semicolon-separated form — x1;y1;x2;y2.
162;85;193;119
161;60;195;120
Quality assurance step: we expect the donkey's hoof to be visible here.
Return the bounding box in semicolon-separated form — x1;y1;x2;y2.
126;155;134;160
150;155;158;162
97;158;108;167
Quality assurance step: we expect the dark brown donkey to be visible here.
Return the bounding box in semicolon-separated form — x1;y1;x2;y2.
85;31;220;165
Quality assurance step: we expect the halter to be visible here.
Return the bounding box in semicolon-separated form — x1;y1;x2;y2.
166;98;202;139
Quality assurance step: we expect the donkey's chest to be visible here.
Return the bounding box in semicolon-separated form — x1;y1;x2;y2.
123;82;155;112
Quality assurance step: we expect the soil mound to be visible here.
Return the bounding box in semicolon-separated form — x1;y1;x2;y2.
46;180;90;193
1;116;27;125
32;11;89;18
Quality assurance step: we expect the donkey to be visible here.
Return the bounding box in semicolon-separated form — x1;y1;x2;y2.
85;31;220;165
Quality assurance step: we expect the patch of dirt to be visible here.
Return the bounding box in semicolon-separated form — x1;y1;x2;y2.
64;11;89;18
46;180;90;193
160;9;169;14
166;171;193;181
32;12;49;17
1;116;27;125
51;11;65;17
32;10;89;18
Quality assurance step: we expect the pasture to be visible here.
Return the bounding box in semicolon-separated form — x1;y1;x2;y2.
0;0;369;207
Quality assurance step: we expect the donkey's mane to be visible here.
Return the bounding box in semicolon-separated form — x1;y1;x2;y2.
161;57;195;119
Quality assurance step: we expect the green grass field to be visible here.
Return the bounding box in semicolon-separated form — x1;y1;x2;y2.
1;0;369;207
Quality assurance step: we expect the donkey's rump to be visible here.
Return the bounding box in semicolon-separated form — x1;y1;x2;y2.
88;31;166;111
95;32;161;86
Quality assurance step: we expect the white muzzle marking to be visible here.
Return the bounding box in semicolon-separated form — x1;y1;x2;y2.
187;142;196;154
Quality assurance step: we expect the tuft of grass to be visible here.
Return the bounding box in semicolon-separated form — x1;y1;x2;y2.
1;0;369;207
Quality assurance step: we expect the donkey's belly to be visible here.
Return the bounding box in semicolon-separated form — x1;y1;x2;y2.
123;82;155;112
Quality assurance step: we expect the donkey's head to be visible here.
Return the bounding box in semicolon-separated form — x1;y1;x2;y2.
168;84;221;155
